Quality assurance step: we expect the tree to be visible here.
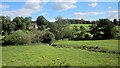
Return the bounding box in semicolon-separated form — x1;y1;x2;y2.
1;16;13;34
78;26;86;39
36;16;49;27
49;16;70;40
4;30;31;45
13;17;26;30
24;17;32;30
113;19;118;25
69;19;75;24
80;19;86;24
89;19;119;39
71;25;79;39
98;19;115;39
32;30;55;44
86;21;91;24
71;25;88;40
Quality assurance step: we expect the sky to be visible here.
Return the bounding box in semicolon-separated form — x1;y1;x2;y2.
0;0;119;22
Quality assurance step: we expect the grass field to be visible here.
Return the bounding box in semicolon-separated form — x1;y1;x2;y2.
2;40;119;66
70;24;91;30
54;40;119;52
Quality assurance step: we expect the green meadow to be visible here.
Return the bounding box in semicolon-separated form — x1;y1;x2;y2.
2;40;119;66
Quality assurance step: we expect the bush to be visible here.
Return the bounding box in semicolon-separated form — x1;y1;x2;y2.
32;31;55;44
78;33;85;40
42;31;55;44
48;19;70;40
4;30;31;45
85;33;93;40
63;28;72;38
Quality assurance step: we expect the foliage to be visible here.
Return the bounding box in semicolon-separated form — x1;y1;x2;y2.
66;19;91;24
4;30;31;45
24;17;32;30
36;16;49;26
49;16;70;40
71;25;90;40
113;19;118;25
0;16;13;34
1;15;120;44
89;19;119;39
32;30;55;44
12;17;25;30
84;33;93;40
63;27;72;38
70;24;91;32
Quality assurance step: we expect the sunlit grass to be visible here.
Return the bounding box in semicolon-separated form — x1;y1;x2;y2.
70;24;91;30
2;40;119;66
54;40;119;52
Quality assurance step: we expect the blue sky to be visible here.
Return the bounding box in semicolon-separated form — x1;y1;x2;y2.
0;0;119;22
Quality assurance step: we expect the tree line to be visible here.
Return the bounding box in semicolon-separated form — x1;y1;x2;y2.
65;19;120;25
0;16;120;45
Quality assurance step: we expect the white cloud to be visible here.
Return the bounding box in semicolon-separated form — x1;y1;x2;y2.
107;10;118;19
52;0;76;3
53;3;76;11
108;6;112;9
73;12;103;18
107;10;117;13
1;0;45;17
73;10;118;19
2;0;119;2
48;19;56;22
53;0;77;11
26;0;49;2
88;0;97;2
88;2;97;7
0;4;9;9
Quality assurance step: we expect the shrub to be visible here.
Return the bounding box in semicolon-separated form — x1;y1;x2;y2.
63;28;72;38
48;19;70;40
32;31;55;44
85;33;93;40
41;31;55;44
4;30;31;45
78;33;85;40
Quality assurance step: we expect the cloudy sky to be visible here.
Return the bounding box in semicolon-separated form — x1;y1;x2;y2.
0;0;119;22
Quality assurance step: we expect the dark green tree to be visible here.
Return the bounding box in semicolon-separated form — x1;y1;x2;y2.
113;19;119;25
49;16;70;40
36;16;49;27
89;19;119;39
12;17;26;30
71;25;79;39
78;26;86;39
24;17;32;30
1;16;13;34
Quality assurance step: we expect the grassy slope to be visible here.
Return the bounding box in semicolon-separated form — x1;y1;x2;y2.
54;40;119;52
70;24;91;30
2;40;119;66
